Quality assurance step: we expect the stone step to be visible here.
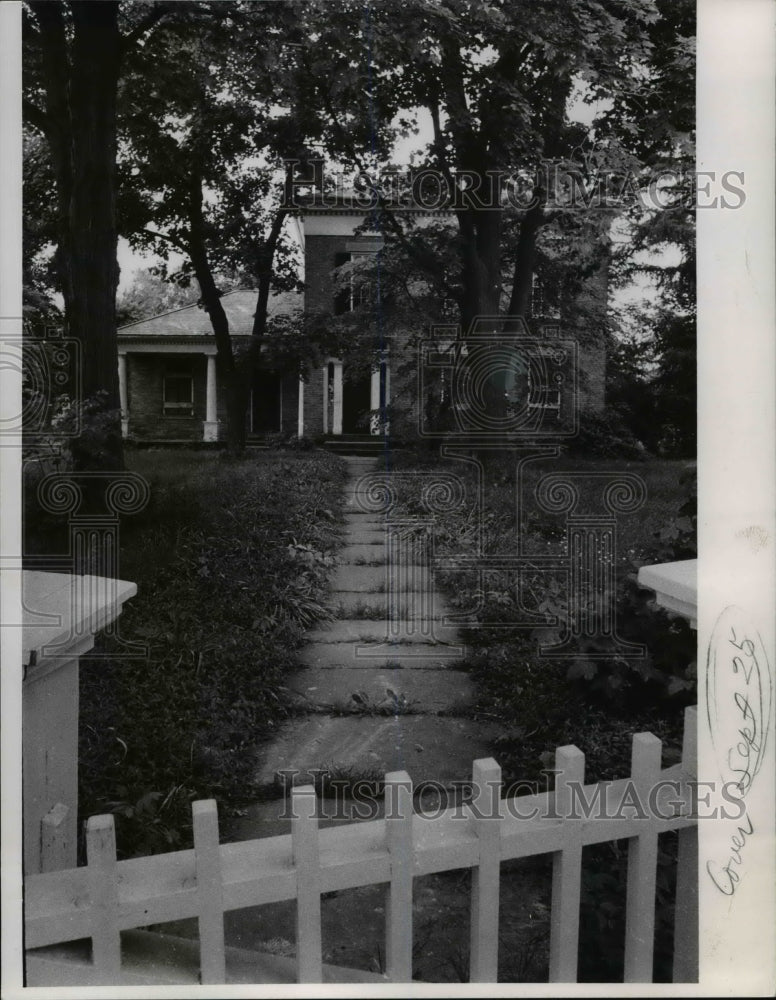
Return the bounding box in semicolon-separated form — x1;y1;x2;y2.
298;642;467;670
337;529;388;545
329;564;444;592
341;514;389;531
305;619;461;645
286;665;474;713
329;590;454;620
254;714;504;788
328;565;385;592
335;546;431;567
335;544;389;565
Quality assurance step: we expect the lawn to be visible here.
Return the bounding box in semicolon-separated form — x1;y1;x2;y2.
383;447;696;981
387;448;697;782
71;447;346;858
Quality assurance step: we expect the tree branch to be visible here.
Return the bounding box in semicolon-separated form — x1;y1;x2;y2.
119;1;176;58
250;162;294;340
139;227;189;253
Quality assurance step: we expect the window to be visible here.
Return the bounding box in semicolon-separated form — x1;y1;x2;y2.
334;251;375;314
163;373;194;417
350;252;374;310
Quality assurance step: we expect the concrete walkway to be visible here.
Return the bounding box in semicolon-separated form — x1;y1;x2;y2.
254;455;501;790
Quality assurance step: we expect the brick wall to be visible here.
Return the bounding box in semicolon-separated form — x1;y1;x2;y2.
303;364;326;437
302;216;610;427
576;342;606;414
126;353;220;441
560;254;608;415
280;372;299;434
305;235;347;315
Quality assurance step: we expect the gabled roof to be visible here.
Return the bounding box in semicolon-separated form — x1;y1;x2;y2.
117;289;301;338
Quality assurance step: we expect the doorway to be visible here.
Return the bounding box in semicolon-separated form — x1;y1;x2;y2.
341;370;372;433
251;370;281;433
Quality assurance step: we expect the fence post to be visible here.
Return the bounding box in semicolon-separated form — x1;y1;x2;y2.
624;732;662;981
385;770;414;982
86;814;121;983
548;745;585;983
291;785;322;983
673;705;698;982
193;799;226;984
40;802;69;874
469;757;502;983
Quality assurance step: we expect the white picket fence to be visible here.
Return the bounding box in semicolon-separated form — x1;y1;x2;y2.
24;706;698;986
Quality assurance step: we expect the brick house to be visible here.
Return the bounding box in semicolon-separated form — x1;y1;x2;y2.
117;203;606;444
117;289;303;442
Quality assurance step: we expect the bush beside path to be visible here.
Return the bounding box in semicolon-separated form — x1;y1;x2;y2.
76;448;346;858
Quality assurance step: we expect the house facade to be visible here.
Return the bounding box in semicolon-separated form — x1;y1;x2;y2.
117;204;606;444
117;290;303;442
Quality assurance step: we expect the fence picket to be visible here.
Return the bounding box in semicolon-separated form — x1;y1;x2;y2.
385;770;414;982
192;800;226;984
86;815;121;982
41;803;69;874
24;709;700;988
673;705;698;982
548;745;585;983
469;757;502;983
624;732;662;981
291;785;322;983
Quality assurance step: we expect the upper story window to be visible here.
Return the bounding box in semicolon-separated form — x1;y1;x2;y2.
163;372;194;417
334;251;376;314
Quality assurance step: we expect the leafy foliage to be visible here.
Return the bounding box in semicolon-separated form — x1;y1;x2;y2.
116;270;200;325
388;451;695;783
76;448;345;858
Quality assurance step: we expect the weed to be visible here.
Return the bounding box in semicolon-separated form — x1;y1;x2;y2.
67;449;347;858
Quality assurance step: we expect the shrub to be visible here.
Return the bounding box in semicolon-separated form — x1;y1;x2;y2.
564;408;648;460
386;453;695;776
74;449;345;858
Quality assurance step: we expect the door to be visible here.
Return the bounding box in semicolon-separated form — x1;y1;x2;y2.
251;370;281;433
341;369;372;434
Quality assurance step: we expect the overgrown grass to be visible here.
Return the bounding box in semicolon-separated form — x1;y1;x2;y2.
386;449;697;780
66;448;346;858
384;448;695;981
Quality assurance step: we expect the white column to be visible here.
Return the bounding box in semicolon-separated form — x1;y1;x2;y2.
370;366;380;435
117;353;128;437
332;361;343;435
322;365;329;435
203;354;218;441
297;377;305;438
384;360;391;435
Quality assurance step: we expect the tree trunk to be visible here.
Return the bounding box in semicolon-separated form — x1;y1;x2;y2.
186;170;247;451
33;0;124;472
506;201;544;324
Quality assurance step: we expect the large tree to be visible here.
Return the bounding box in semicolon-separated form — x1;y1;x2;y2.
605;0;696;454
117;1;312;450
22;1;185;470
295;0;658;331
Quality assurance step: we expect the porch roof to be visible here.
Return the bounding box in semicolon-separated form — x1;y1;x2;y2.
117;289;301;341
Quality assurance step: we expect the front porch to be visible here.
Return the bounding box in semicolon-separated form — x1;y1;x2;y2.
116;347;391;447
